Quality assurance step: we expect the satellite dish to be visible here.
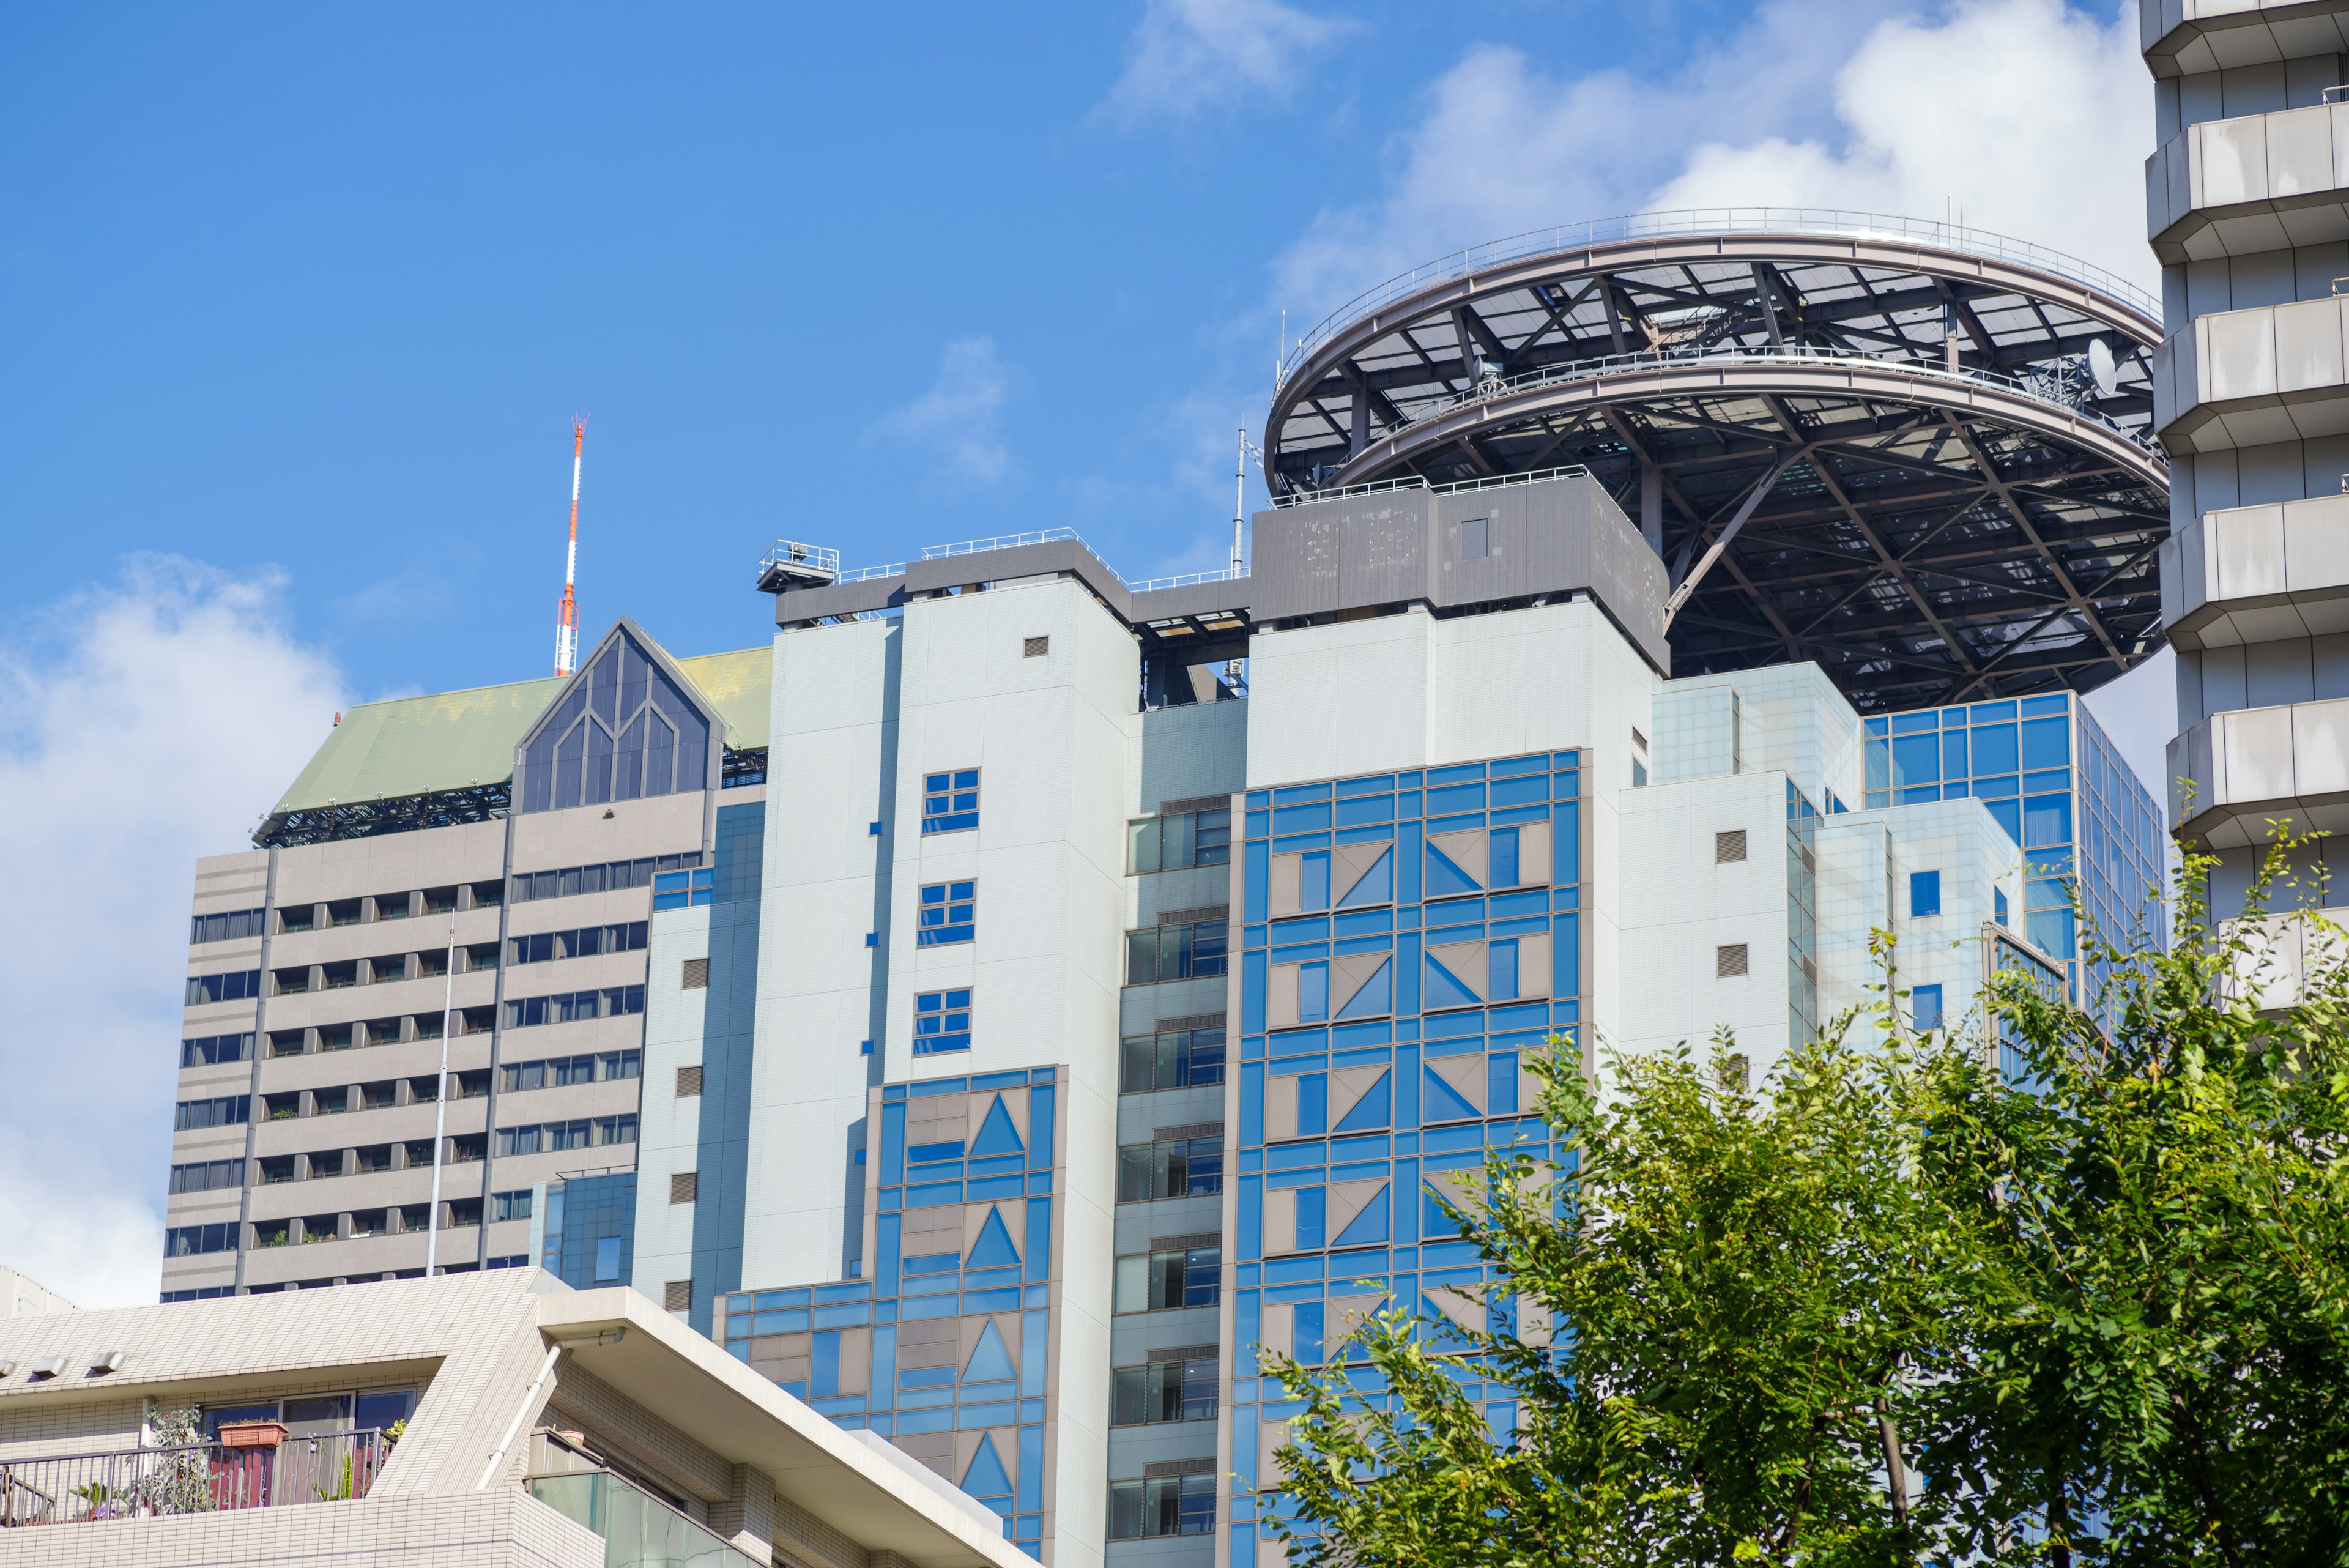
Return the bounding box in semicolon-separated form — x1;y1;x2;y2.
2087;337;2120;398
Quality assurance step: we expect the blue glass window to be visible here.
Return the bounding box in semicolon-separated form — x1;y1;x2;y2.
2024;795;2072;850
1890;733;1939;786
1301;851;1331;912
1912;984;1943;1033
918;881;976;946
1490;939;1520;1000
1910;871;1940;918
652;867;713;911
922;770;981;834
2021;718;2069;771
914;989;973;1055
1490;828;1520;889
1299;962;1330;1024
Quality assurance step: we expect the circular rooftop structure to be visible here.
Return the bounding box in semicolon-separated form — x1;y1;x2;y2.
1264;210;2169;711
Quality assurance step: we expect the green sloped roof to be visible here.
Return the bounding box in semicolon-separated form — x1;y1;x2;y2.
273;641;773;814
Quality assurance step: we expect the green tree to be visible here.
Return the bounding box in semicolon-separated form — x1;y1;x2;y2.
1265;840;2349;1567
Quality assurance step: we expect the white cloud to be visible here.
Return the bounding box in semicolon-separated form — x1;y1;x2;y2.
869;336;1014;486
1650;0;2153;292
1274;0;2151;319
0;560;344;1307
336;569;454;624
1100;0;1355;125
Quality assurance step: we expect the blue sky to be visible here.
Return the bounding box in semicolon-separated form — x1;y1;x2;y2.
0;1;2168;1305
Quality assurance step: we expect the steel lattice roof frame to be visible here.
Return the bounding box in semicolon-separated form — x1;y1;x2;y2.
1265;226;2167;710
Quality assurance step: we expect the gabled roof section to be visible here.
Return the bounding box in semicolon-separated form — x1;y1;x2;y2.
269;630;771;817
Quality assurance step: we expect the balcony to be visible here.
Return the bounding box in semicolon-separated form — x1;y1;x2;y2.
2151;295;2349;451
2146;102;2349;263
527;1468;758;1567
0;1430;387;1527
2142;2;2349;79
2167;695;2349;842
2218;907;2349;1011
2161;492;2349;645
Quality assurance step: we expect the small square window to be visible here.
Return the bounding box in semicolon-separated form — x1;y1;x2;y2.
913;988;973;1055
1715;830;1747;864
681;958;709;989
670;1172;699;1204
918;880;976;946
1716;943;1749;978
664;1279;692;1312
1460;518;1490;559
1910;870;1942;919
1023;636;1050;658
675;1066;703;1097
922;769;981;834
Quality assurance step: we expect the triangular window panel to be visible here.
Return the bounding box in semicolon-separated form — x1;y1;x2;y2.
965;1206;1022;1270
962;1320;1017;1384
960;1432;1014;1499
1335;959;1392;1020
1423;953;1482;1011
1334;1185;1390;1249
1423;1065;1482;1123
969;1095;1025;1157
1334;1071;1391;1134
1425;842;1480;898
1337;848;1393;908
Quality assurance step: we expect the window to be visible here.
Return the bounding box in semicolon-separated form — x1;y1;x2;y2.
1996;886;2009;925
921;770;981;834
681;958;708;989
1119;1028;1227;1092
1460;516;1491;559
1124;920;1228;984
595;1236;622;1283
1910;870;1942;918
278;904;316;934
190;908;264;945
913;989;973;1055
185;971;261;1006
653;868;714;910
509;853;702;905
1127;808;1232;873
664;1279;693;1311
677;1066;704;1097
169;1159;243;1194
509;922;650;967
174;1096;250;1131
1716;943;1749;978
180;1033;254;1068
519;634;711;813
492;1190;533;1222
670;1172;699;1204
1110;1359;1219;1425
503;986;645;1029
1117;1138;1225;1202
1023;636;1050;657
1299;960;1329;1023
1108;1473;1216;1539
595;1115;639;1146
918;881;977;946
1113;1246;1221;1313
164;1223;237;1257
1912;984;1945;1034
1716;830;1746;864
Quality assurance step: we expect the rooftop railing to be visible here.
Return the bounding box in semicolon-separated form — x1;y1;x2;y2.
0;1429;388;1527
824;529;1253;601
1343;343;2165;466
1282;209;2161;380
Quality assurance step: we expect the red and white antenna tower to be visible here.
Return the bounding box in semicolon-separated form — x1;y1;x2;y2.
552;417;587;677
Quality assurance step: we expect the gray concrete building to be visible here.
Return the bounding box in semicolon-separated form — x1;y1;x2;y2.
163;626;772;1299
2148;0;2349;924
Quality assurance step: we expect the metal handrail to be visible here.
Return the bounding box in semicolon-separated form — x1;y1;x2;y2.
0;1429;389;1526
1127;566;1248;593
1282;208;2161;379
1363;342;2166;466
921;528;1080;558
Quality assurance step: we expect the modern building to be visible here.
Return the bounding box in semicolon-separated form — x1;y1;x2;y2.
0;1269;74;1321
2145;1;2349;936
158;225;2169;1568
163;632;772;1299
0;1268;1028;1568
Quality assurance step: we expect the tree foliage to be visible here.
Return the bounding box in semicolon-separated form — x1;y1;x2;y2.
1266;841;2349;1566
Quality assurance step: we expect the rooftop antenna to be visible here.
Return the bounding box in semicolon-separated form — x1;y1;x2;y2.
553;417;588;677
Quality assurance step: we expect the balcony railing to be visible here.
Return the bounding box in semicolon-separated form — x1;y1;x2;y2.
527;1468;759;1567
0;1430;388;1526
